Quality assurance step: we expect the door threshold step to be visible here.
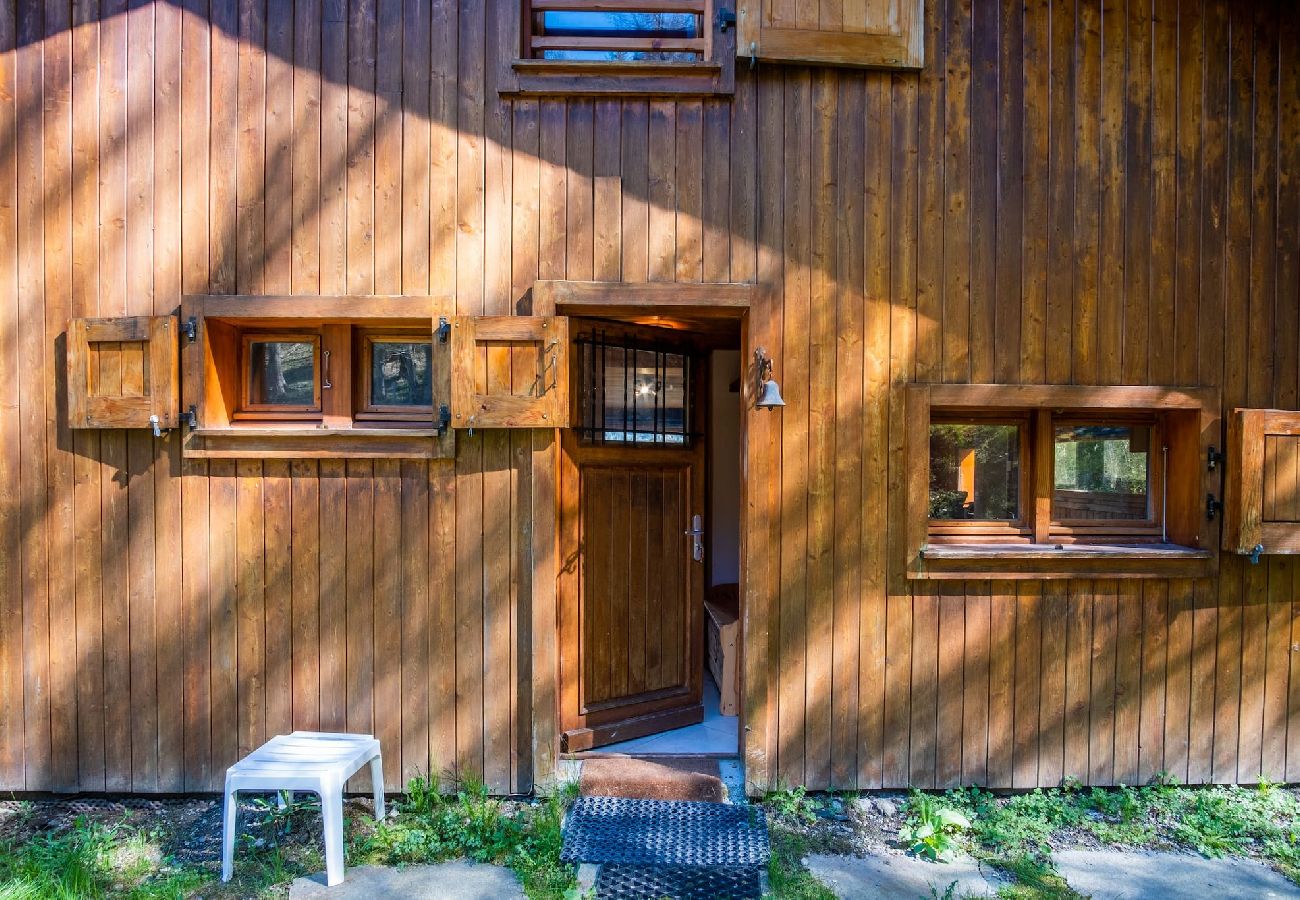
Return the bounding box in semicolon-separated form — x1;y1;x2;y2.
579;756;726;803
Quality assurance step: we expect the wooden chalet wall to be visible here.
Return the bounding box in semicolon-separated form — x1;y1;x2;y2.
1;0;1299;794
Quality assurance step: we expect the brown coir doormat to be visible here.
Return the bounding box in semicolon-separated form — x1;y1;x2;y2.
579;756;725;803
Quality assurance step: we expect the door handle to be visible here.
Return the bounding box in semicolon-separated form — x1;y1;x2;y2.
684;514;704;563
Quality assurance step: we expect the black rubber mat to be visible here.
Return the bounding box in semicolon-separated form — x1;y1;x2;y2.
560;796;769;867
594;864;763;899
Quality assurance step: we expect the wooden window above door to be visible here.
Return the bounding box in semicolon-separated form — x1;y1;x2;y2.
495;0;735;96
736;0;925;69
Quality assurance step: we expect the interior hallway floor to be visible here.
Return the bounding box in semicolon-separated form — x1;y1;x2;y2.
599;673;738;755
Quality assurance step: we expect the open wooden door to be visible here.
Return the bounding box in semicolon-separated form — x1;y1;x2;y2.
559;322;707;751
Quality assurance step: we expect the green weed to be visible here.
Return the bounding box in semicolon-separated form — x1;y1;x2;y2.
355;774;580;900
0;816;207;900
764;829;835;900
765;784;819;825
900;792;971;863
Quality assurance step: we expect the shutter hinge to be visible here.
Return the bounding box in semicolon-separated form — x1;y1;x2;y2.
1207;445;1224;471
436;316;451;343
437;404;451;435
1206;493;1223;520
181;317;198;343
715;7;737;31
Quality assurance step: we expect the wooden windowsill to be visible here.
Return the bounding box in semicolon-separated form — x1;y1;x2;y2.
503;58;733;96
912;541;1217;580
182;426;445;460
512;59;723;76
922;543;1213;561
190;426;440;437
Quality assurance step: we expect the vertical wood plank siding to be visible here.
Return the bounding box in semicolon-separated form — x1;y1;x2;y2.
1;0;1299;793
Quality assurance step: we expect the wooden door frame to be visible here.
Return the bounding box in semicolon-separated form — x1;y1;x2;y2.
527;282;755;791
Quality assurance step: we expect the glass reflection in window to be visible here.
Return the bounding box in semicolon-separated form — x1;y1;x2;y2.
247;339;318;408
928;422;1022;520
370;340;433;408
1053;424;1151;521
536;11;701;61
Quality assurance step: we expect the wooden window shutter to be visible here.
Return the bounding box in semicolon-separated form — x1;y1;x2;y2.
450;316;569;428
735;0;924;69
1223;409;1300;555
67;316;180;430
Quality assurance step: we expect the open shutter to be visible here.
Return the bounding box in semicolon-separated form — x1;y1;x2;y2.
1223;409;1300;555
450;316;569;428
67;316;180;430
736;0;924;69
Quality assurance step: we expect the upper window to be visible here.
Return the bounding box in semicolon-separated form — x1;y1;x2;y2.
528;8;705;61
499;1;735;96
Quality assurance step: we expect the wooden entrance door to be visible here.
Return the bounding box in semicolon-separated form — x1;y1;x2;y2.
559;324;707;751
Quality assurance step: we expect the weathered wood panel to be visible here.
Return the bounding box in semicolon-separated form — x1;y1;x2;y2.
0;0;1298;794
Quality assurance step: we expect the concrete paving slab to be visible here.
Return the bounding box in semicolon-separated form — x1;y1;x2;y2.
287;861;526;899
1054;849;1300;900
805;852;1005;898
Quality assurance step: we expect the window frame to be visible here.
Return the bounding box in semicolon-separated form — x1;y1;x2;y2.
236;330;323;420
495;0;735;97
180;295;455;460
908;384;1221;580
354;328;437;423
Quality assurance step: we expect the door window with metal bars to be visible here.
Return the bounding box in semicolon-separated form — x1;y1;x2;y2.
577;332;693;446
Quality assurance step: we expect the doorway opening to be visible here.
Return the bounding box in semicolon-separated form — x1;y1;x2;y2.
557;313;743;758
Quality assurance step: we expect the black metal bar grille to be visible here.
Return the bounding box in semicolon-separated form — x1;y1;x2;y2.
576;332;695;447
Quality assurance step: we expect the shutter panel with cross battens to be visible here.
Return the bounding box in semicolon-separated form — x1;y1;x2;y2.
1223;409;1300;555
450;316;570;429
67;316;180;430
735;0;924;69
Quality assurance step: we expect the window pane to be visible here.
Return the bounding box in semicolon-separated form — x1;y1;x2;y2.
248;340;316;406
370;340;433;407
1054;424;1151;520
538;10;700;61
929;423;1021;520
579;337;690;445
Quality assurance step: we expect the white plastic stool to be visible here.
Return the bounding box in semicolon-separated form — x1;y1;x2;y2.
221;731;385;887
